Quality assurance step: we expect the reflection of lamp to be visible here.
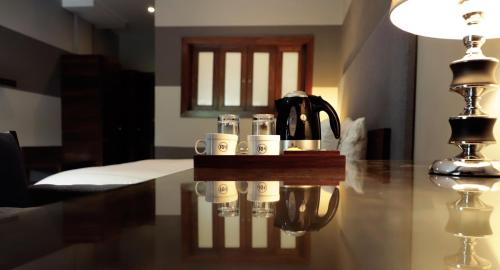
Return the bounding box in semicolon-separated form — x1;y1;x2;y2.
445;190;493;269
446;191;493;237
390;0;500;176
430;175;500;192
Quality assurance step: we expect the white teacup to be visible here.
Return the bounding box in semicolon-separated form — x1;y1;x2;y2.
195;133;238;155
243;135;281;155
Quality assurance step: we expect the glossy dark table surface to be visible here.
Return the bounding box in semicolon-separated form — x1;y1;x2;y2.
1;161;499;270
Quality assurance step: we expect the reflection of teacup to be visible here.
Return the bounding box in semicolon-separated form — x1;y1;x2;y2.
195;181;239;217
194;133;238;155
195;181;238;203
247;181;280;218
247;181;280;202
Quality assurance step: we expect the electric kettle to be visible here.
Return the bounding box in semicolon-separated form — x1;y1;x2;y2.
275;91;340;150
274;185;340;236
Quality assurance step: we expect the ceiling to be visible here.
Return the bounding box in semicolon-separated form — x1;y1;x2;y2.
101;0;154;31
63;0;155;32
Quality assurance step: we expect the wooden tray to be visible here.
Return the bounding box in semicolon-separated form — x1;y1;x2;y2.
193;150;345;185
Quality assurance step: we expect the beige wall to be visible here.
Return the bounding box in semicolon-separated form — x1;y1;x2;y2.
414;38;500;161
155;86;337;148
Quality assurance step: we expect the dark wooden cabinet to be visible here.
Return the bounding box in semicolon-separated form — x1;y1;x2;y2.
61;55;154;169
181;36;314;117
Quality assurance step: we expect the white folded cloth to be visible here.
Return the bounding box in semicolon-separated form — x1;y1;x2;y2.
34;159;193;186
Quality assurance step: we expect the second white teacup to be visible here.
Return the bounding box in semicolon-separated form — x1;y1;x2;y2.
195;133;238;155
244;135;281;155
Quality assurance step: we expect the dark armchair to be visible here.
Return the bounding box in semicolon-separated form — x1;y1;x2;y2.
0;131;31;207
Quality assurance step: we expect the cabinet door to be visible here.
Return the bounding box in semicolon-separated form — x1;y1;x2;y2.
191;48;218;110
219;48;247;111
246;46;277;112
277;46;308;99
181;37;313;117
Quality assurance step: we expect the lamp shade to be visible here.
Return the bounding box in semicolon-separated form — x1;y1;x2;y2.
390;0;500;39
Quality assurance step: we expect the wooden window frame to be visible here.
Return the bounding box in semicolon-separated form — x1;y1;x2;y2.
181;36;314;118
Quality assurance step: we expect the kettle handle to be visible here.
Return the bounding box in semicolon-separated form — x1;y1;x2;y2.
310;187;340;231
310;96;341;139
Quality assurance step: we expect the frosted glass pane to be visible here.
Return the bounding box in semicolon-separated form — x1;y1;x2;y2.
252;52;270;106
280;230;296;249
197;196;213;248
224;52;242;106
251;217;268;248
281;52;299;97
197;52;214;106
224;216;240;248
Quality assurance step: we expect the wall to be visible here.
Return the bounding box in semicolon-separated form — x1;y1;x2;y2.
338;0;416;160
155;0;351;27
93;29;119;59
414;38;500;161
0;0;92;54
0;1;115;147
119;31;154;72
340;0;390;71
155;27;342;150
154;1;346;154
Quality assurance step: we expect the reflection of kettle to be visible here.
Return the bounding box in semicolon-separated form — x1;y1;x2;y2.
275;91;340;150
274;186;340;236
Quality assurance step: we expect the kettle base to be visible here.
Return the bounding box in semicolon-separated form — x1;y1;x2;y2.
281;140;321;151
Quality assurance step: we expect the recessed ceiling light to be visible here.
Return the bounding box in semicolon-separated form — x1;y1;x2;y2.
147;6;155;13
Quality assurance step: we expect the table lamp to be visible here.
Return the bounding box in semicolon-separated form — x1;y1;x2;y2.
390;0;500;176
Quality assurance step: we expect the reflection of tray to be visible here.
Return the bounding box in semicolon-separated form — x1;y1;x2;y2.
193;151;345;185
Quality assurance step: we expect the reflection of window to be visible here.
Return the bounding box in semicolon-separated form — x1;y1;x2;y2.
181;36;314;117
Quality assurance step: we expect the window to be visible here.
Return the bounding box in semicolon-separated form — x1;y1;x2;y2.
181;36;314;117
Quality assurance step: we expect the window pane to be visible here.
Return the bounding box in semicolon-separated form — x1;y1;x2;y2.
197;52;214;106
281;52;299;97
224;216;240;248
224;52;242;106
251;216;268;248
252;52;270;106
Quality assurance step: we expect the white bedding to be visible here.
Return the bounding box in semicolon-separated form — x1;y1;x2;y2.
34;159;193;186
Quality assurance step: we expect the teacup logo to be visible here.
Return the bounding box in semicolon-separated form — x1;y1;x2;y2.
257;144;267;154
218;142;228;152
257;182;267;193
217;184;228;194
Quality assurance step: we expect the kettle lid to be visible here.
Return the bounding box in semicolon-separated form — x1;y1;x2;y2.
284;91;308;98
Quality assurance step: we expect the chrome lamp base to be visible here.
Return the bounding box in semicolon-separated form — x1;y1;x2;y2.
429;34;500;178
